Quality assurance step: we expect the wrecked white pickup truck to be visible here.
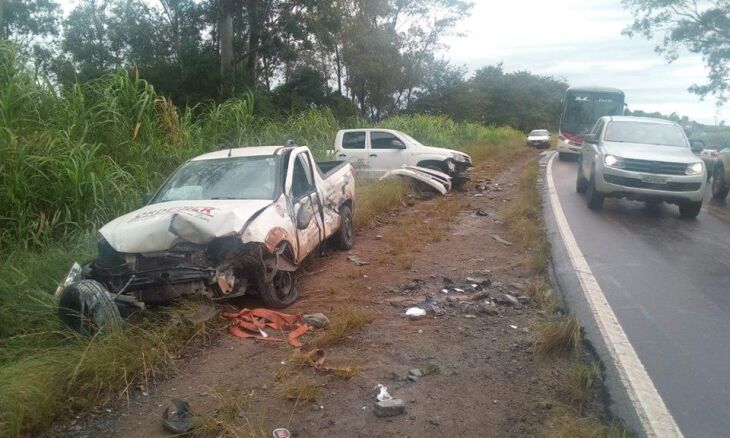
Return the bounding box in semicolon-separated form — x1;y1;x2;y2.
334;128;472;192
57;145;355;334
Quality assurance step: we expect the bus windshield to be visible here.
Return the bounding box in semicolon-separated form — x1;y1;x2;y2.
561;91;624;138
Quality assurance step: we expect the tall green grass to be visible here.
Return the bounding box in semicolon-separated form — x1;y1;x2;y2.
0;41;524;436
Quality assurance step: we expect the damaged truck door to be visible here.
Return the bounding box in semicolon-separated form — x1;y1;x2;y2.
56;145;356;335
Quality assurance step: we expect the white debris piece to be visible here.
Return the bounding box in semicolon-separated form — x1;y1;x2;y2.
405;307;427;319
376;384;393;401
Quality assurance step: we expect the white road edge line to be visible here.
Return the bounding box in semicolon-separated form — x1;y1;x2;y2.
545;153;683;437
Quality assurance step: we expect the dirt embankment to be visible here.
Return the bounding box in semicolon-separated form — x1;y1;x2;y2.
58;150;613;438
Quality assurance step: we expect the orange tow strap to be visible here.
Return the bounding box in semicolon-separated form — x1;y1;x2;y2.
221;308;309;348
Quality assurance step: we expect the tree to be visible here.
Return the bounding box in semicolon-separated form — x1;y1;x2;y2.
622;0;730;104
0;0;59;42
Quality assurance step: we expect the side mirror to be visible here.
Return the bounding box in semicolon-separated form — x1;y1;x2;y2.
296;204;314;230
583;134;597;144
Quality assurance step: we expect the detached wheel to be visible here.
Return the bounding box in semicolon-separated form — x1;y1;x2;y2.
712;165;729;200
58;280;122;335
586;172;604;211
259;271;299;309
332;205;354;250
679;201;702;219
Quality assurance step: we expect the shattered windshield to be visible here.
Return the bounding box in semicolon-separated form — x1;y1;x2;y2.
153;156;279;202
604;122;688;147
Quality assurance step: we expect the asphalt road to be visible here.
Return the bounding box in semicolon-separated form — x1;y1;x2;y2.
548;156;730;437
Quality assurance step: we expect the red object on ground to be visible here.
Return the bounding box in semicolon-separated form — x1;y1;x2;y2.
221;308;309;348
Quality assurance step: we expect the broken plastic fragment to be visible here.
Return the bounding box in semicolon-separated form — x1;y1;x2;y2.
376;384;393;401
405;307;426;319
347;255;370;266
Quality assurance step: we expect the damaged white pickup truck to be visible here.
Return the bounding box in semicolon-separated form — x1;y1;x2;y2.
57;145;355;334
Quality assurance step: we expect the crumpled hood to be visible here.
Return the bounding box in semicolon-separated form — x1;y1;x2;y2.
602;142;700;164
100;199;273;253
418;145;471;162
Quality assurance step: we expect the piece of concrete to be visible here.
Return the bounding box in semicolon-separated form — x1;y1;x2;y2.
374;399;406;417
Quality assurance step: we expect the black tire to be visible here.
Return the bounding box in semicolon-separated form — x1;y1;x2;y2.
586;172;604;211
58;279;122;335
679;201;702;219
711;165;729;200
258;271;299;309
332;205;354;250
576;162;588;193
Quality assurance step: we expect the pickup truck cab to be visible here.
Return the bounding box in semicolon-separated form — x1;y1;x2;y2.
576;116;706;218
58;145;355;334
334;128;472;189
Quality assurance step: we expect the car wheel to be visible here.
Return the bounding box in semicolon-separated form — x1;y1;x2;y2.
711;165;729;199
259;271;299;309
586;172;604;211
58;279;123;335
575;161;588;193
679;201;702;219
332;205;354;250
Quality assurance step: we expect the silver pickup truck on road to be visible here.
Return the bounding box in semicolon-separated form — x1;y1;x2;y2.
576;116;707;218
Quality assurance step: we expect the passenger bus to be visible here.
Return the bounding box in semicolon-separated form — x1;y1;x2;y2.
557;86;625;159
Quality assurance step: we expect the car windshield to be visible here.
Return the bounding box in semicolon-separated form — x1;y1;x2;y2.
153;155;279;202
604;121;688;147
562;92;624;136
530;130;549;136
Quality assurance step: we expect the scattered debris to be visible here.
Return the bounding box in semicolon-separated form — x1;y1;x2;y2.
499;294;521;307
162;399;198;434
491;234;513;246
405;307;427;320
182;304;218;325
303;313;330;329
428;416;441;426
409;369;423;378
476;209;489;217
272;428;292;438
347;255;370;266
221;308;308;348
381;165;452;195
509;325;518;330
374;399;406;417
376;384;393;401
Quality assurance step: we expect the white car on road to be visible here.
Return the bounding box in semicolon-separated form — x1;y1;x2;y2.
576;116;707;218
334;128;472;189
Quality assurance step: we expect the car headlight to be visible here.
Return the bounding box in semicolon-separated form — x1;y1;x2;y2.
686;162;704;175
604;155;624;168
451;153;466;163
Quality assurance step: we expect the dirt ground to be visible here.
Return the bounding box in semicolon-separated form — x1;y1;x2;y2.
53;150;602;438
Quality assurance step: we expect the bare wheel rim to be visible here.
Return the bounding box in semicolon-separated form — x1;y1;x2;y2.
273;271;294;300
343;213;353;244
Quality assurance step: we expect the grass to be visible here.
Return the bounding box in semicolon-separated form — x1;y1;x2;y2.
548;405;631;438
280;377;320;402
562;362;601;414
309;308;372;349
526;279;559;315
353;179;408;229
534;315;582;358
502;157;550;274
190;389;268;438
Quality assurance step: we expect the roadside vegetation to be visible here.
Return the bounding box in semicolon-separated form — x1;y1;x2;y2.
503;159;630;437
0;45;524;436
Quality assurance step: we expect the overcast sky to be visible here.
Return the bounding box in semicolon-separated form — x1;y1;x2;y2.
441;0;726;125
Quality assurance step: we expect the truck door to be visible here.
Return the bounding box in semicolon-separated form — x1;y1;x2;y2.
287;151;324;261
336;131;369;178
367;131;409;178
